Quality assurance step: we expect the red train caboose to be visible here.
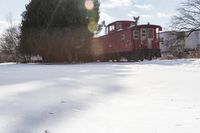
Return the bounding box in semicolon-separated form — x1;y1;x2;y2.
91;20;162;61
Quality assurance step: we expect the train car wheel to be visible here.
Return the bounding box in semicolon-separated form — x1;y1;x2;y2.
140;58;144;61
148;56;152;60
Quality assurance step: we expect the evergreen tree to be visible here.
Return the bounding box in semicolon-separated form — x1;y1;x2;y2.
19;0;100;62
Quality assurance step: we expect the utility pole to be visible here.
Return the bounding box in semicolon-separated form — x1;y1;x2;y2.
102;21;107;35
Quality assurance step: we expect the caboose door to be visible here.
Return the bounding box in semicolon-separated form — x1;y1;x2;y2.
147;38;153;49
147;28;154;49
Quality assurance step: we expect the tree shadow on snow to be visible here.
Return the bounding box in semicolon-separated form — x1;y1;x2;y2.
0;66;128;133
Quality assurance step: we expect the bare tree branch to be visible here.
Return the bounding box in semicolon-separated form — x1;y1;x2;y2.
171;0;200;36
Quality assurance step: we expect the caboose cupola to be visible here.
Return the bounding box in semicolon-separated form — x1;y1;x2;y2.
107;21;136;34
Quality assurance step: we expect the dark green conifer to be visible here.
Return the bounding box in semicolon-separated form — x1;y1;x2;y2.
19;0;100;62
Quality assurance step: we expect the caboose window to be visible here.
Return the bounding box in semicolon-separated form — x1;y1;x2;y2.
121;34;125;43
133;30;139;39
109;25;115;31
148;29;154;38
116;22;122;30
141;29;146;40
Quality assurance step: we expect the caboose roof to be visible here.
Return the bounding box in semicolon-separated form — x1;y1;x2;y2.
136;24;162;31
107;21;162;30
108;20;135;26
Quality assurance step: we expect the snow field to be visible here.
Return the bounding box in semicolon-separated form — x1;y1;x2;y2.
0;59;200;133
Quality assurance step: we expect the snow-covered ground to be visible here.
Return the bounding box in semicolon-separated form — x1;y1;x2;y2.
0;59;200;133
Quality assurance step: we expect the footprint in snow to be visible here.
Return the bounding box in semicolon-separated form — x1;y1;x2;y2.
183;107;193;109
48;112;55;115
61;101;66;103
175;124;183;127
45;130;50;133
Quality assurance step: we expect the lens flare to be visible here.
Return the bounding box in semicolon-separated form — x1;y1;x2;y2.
91;38;104;56
88;17;97;33
85;0;94;10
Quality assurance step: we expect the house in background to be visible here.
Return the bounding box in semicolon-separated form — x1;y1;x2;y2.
185;31;200;50
159;30;200;57
160;31;185;55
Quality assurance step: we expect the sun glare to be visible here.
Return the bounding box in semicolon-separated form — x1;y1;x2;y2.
88;17;97;33
85;0;94;10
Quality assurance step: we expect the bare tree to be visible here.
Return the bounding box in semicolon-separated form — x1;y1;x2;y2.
161;31;185;58
172;0;200;36
0;13;20;62
0;26;19;62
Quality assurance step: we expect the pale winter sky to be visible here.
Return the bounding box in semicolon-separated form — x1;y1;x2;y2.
0;0;184;35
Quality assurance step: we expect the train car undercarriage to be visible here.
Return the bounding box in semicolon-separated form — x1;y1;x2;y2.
92;49;161;62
